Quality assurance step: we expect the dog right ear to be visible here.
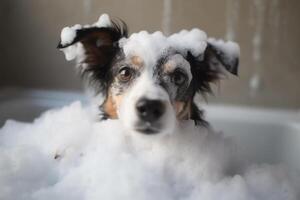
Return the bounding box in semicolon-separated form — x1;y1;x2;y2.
57;22;128;92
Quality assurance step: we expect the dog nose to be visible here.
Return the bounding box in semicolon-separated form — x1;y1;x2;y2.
136;98;165;122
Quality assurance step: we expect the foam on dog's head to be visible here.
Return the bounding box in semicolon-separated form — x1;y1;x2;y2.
118;29;208;66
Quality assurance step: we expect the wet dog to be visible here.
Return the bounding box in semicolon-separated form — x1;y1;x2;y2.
58;14;239;135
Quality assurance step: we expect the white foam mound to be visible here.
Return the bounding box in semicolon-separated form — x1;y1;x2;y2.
0;102;298;200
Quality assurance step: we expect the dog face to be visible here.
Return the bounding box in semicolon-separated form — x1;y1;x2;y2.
110;51;192;134
58;15;239;134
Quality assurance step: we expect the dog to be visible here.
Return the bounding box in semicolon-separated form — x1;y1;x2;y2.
57;14;239;135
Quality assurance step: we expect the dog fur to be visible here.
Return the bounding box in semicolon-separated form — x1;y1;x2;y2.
58;17;239;134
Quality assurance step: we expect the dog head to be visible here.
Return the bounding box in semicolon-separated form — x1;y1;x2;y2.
58;14;239;135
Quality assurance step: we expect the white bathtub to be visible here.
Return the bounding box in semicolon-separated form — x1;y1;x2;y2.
204;104;300;172
1;88;300;171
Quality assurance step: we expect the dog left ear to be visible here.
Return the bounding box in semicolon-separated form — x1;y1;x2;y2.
204;38;240;76
188;39;240;93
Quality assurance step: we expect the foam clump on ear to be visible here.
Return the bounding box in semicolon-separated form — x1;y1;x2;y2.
60;24;82;46
60;43;84;61
92;13;112;28
0;102;298;200
60;13;111;47
208;38;240;61
59;14;112;61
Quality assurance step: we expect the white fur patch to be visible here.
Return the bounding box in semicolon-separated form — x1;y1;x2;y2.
119;71;176;134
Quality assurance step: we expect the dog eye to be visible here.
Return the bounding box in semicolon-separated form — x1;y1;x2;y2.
118;67;133;82
171;70;186;86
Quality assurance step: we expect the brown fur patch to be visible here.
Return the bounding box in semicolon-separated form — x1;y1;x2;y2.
103;94;118;119
131;56;144;68
163;61;175;73
174;101;191;120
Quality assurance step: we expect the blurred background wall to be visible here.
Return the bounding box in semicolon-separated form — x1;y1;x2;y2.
0;0;299;109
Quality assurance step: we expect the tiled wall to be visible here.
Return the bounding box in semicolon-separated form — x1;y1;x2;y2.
0;0;299;109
